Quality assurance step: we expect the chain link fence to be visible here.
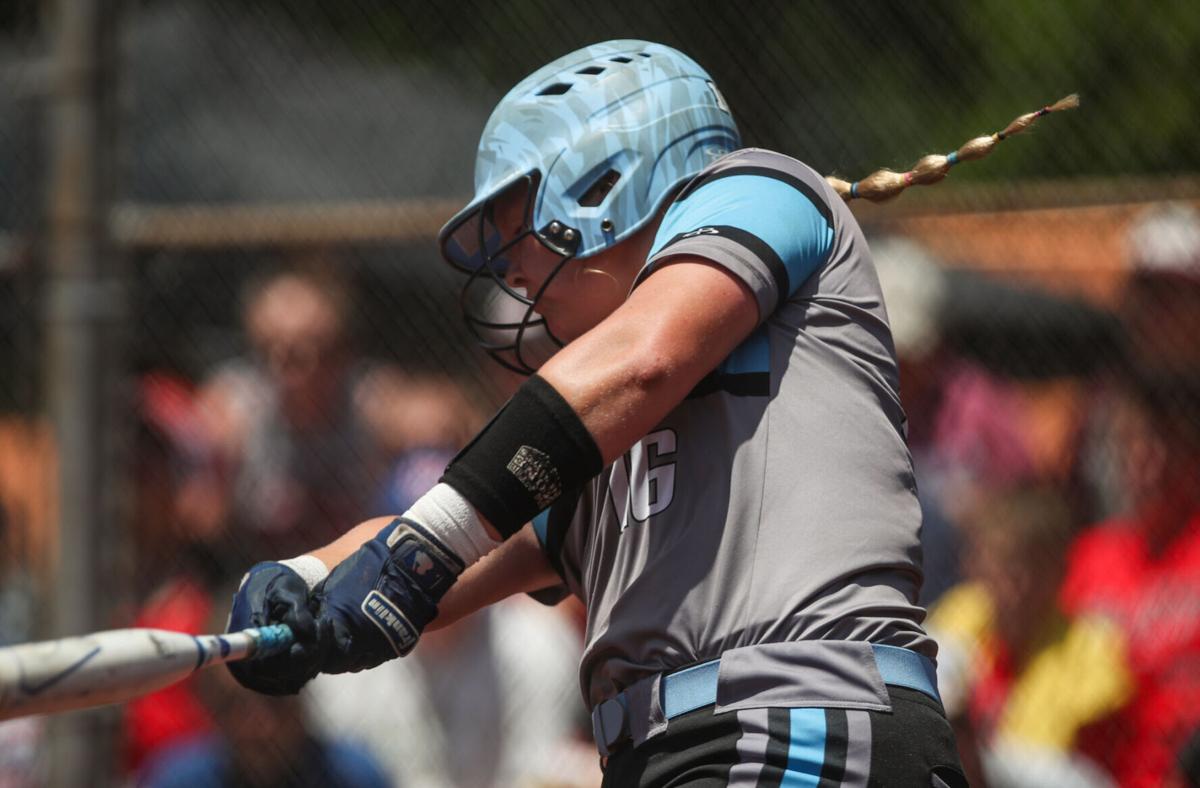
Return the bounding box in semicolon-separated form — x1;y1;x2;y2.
2;1;1200;785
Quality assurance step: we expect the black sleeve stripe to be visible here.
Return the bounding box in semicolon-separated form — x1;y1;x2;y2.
526;585;570;605
706;225;790;300
655;224;790;300
676;164;835;227
674;169;708;202
687;370;770;399
543;484;582;584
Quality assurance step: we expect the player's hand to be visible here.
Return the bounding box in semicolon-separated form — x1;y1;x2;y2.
311;517;464;674
225;562;324;695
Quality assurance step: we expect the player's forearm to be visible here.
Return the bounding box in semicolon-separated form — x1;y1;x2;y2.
307;516;396;571
428;523;558;631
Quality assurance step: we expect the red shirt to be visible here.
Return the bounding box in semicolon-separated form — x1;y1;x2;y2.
1061;511;1200;788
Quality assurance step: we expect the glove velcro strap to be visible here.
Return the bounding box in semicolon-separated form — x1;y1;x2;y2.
359;518;466;658
383;517;465;600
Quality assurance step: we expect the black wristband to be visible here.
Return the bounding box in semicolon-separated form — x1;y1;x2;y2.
441;374;603;539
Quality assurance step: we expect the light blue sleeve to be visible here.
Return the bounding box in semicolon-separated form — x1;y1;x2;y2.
531;508;551;550
642;173;835;317
525;507;572;606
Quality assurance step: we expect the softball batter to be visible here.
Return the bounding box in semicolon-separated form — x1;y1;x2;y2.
224;39;1033;786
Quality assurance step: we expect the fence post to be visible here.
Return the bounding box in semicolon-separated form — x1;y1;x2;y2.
44;0;127;784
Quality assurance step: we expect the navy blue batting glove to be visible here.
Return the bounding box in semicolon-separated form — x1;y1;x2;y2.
225;562;325;695
312;518;464;674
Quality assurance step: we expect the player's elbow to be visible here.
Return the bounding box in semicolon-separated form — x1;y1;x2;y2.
621;333;689;399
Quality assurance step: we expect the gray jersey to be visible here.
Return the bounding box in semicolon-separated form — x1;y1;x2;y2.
532;148;932;708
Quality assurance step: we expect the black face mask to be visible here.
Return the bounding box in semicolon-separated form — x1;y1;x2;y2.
441;172;583;375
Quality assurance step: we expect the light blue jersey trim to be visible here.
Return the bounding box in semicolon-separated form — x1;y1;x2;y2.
531;509;551;549
782;707;827;787
720;325;770;375
650;173;833;300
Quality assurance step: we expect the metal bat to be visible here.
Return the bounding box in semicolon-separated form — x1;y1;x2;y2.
0;624;293;721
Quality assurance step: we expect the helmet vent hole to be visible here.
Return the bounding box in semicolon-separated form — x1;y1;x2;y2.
576;66;605;75
608;56;633;63
537;82;573;96
638;52;652;58
577;169;621;207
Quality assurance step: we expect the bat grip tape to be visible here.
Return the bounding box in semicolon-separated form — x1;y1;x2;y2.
253;624;294;658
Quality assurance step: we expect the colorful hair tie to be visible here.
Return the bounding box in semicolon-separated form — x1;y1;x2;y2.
903;171;914;185
946;151;959;166
850;181;860;198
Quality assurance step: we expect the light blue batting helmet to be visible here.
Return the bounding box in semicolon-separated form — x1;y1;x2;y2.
439;39;741;372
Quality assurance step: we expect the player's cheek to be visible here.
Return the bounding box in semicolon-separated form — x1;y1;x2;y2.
534;237;573;284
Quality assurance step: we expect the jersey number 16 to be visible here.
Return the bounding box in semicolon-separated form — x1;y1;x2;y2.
608;429;677;531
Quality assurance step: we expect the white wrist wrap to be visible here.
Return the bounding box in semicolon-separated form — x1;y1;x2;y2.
278;554;330;591
405;483;501;567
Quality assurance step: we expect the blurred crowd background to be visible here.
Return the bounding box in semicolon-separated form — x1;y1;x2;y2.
2;1;1199;786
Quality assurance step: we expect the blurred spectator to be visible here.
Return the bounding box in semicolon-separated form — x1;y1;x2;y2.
131;373;224;593
365;371;481;521
123;374;230;771
930;486;1131;788
124;268;393;767
874;237;1097;604
194;263;393;559
356;369;481;464
126;290;480;775
137;586;389;788
1120;203;1200;374
1058;202;1200;788
0;417;55;620
1062;369;1200;788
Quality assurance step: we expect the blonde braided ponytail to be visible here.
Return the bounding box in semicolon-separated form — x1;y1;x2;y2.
827;94;1080;202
